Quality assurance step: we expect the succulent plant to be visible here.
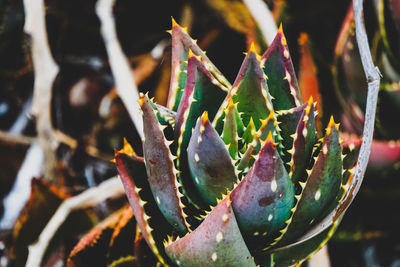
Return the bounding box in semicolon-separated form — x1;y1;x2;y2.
113;19;356;266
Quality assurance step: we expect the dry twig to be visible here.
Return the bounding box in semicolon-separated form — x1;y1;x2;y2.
23;0;60;181
96;0;144;139
25;177;125;267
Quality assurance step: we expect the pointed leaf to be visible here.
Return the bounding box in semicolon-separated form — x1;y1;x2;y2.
187;112;237;206
230;133;295;250
221;99;240;158
167;19;230;111
271;220;340;267
231;50;273;129
261;27;302;110
276;103;307;152
288;98;317;184
165;197;257;267
115;151;172;266
275;118;343;246
139;94;189;234
175;54;227;208
68;208;124;266
108;206;136;262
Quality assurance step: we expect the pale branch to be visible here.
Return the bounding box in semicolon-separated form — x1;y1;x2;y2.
272;0;381;251
0;142;43;230
23;0;60;181
96;0;144;139
243;0;278;46
25;177;126;267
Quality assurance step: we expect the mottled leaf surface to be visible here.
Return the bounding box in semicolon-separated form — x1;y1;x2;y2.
140;94;188;234
230;134;294;249
165;198;257;267
188;112;237;206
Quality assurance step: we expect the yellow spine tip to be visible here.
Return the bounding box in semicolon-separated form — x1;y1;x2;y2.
248;42;256;54
171;16;178;27
308;95;314;105
227;97;235;110
266;131;274;143
202;111;209;124
279;23;283;33
188;48;195;59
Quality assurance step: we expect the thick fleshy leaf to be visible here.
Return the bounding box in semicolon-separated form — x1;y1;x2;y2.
274;118;343;246
187;112;237;206
241;117;257;145
230;133;295;250
148;100;176;129
230;48;273;129
276;102;307;153
221;99;240;158
175;53;227;208
288;98;317;184
115;150;172;266
270;220;340;267
139;94;189;234
165;197;257;267
68;208;124;266
167;19;230;111
261;25;302;110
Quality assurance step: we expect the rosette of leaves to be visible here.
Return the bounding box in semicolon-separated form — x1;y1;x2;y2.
114;19;356;266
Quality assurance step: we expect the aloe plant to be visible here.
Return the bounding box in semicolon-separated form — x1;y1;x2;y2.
113;19;356;266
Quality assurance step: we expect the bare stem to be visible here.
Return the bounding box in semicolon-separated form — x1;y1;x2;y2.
96;0;144;139
23;0;59;181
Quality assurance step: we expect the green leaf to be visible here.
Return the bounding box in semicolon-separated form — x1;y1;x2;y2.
187;112;237;206
261;26;302;110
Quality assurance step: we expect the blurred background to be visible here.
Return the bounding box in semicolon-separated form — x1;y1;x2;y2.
0;0;399;266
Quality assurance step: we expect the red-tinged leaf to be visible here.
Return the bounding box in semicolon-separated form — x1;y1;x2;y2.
165;197;257;267
187;112;237;206
114;151;172;266
139;94;189;234
332;4;366;115
274;118;343;246
68;208;123;267
277;103;308;154
288;98;317;184
175;53;227;208
230;133;295;250
108;206;136;262
167;19;230;111
261;26;302;110
341;132;400;170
